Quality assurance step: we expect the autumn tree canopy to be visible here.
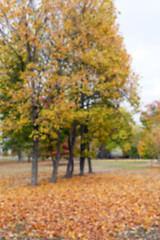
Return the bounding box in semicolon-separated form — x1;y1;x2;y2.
0;0;140;185
141;101;160;129
139;100;160;162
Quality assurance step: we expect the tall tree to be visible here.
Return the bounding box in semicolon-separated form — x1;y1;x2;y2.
61;0;139;175
0;0;70;185
0;0;140;184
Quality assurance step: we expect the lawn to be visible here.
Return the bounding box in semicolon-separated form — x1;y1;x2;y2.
0;159;159;239
0;158;158;178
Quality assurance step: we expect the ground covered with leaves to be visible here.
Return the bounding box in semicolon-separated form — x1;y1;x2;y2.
0;165;159;239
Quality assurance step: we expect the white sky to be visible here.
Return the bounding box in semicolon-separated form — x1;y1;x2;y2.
115;0;160;112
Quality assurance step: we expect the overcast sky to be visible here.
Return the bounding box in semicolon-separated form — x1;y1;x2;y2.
115;0;160;111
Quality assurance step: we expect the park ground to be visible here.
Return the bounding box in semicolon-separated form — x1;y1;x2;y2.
0;159;159;239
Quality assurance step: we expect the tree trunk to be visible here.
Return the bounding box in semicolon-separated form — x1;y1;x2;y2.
18;151;23;163
80;156;85;175
65;120;77;178
66;139;74;178
31;104;39;186
66;154;74;178
31;136;39;186
66;137;73;178
28;154;31;163
70;157;74;176
87;143;93;173
88;157;93;173
79;124;85;175
50;144;55;178
50;129;61;183
79;124;88;176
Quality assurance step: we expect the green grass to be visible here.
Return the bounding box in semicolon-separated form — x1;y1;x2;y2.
0;156;18;162
0;158;158;180
91;159;158;171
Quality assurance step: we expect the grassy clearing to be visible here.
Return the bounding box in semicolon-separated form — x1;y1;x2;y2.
0;159;159;187
0;159;158;176
0;156;18;162
92;159;160;172
0;159;156;191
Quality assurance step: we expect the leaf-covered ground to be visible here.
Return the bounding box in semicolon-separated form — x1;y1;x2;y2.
0;163;160;239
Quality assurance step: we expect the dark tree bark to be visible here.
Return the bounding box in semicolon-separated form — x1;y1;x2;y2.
18;151;23;163
28;154;31;163
31;105;39;186
80;156;85;175
87;144;93;174
79;87;86;176
66;137;73;178
65;120;77;178
66;138;74;178
88;157;93;173
31;136;39;186
79;124;86;176
50;129;61;183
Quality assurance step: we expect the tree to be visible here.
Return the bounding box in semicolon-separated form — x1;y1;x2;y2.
96;108;134;158
129;125;142;159
138;128;160;162
0;0;140;185
1;127;32;162
0;0;71;185
139;100;160;163
141;101;160;129
60;0;139;174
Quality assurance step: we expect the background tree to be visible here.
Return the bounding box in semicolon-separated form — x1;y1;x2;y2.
141;101;160;129
1;128;32;162
129;125;142;159
138;128;160;163
138;100;160;163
